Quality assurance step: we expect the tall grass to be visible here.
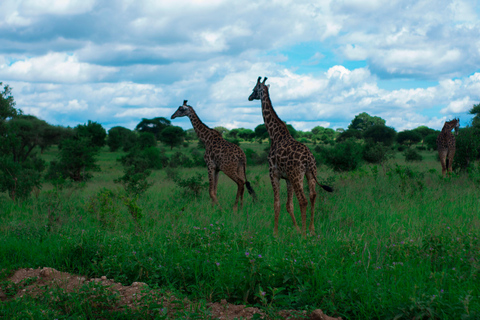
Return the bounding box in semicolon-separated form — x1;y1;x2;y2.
1;144;479;319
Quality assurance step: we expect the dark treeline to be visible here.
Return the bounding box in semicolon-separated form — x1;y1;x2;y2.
1;82;480;201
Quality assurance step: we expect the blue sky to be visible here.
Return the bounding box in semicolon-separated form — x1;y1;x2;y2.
0;0;479;132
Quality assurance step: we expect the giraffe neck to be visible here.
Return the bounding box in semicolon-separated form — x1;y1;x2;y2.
187;109;216;145
260;85;291;143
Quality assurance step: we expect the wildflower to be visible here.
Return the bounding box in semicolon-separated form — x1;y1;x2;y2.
245;252;249;257
258;254;262;258
216;262;220;266
133;251;136;255
440;289;444;293
261;291;266;296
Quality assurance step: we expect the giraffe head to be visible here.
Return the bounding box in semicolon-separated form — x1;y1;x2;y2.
171;100;193;119
248;76;268;101
445;118;460;135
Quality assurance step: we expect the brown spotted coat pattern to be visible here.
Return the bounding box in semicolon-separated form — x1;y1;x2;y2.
437;118;459;177
171;100;256;211
248;77;332;235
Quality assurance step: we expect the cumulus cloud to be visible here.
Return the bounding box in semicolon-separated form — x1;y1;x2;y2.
0;52;117;83
1;0;479;132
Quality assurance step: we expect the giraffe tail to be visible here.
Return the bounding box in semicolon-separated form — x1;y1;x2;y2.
312;174;334;192
243;162;257;201
245;181;257;201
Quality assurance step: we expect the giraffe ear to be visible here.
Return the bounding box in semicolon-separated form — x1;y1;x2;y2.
266;84;270;89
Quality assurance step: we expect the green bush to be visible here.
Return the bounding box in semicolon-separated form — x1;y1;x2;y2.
404;148;423;162
453;126;480;172
322;139;364;172
363;142;393;164
169;151;193;168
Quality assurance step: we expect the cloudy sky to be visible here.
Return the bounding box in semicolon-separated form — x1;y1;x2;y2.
1;0;479;132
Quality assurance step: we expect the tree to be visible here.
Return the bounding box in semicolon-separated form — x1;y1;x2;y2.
214;126;229;137
107;126;133;152
76;120;106;148
311;126;325;135
453;126;480;171
237;128;255;141
424;133;439;151
159;126;185;150
138;132;157;149
469;103;480;128
227;128;240;139
336;128;362;142
46;122;104;182
397;130;422;146
363;125;397;146
348;112;386;131
254;124;268;141
321;139;364;172
135;117;171;139
412;126;437;141
0;87;47;200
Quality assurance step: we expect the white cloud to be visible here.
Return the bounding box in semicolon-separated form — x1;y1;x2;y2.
0;53;117;83
441;96;476;114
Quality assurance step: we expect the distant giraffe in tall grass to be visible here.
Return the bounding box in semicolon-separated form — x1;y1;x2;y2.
248;77;333;235
437;118;459;177
171;100;256;210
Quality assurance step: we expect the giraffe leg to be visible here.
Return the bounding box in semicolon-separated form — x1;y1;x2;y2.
291;177;308;236
285;180;300;233
269;169;281;236
438;150;447;177
208;167;219;206
447;149;455;175
306;171;317;234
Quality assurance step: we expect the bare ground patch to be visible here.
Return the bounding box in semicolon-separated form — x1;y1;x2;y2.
1;267;342;319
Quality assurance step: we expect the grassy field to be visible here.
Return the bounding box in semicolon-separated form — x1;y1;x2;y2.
1;142;479;319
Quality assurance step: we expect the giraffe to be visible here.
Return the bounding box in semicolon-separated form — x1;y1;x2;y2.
171;100;256;210
437;118;459;177
248;77;333;235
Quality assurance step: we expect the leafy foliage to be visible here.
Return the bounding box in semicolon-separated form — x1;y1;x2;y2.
321;139;364;172
363;125;397;146
404;148;423;162
159;126;185;150
135;117;171;139
453;126;480;172
397;130;422;146
107;126;135;152
348;112;386;131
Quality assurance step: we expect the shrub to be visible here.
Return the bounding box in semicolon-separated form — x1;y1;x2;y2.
190;148;205;167
404;148;423;162
175;173;208;196
322;139;364;172
169;151;193;168
363;142;393;164
453;126;480;172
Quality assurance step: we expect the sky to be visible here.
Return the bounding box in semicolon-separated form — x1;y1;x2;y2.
0;0;479;133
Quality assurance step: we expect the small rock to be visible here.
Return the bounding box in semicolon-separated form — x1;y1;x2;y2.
101;276;107;280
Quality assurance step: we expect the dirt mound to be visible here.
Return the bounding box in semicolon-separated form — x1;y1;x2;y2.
1;267;342;320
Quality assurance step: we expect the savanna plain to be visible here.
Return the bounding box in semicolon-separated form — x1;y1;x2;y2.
1;143;479;319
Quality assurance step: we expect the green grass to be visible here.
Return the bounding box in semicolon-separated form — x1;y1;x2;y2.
1;143;479;319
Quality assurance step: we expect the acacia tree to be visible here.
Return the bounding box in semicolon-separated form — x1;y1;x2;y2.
159;126;185;150
135;117;171;139
348;112;386;131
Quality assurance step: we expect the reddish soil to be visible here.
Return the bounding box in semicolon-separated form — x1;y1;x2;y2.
1;267;342;320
